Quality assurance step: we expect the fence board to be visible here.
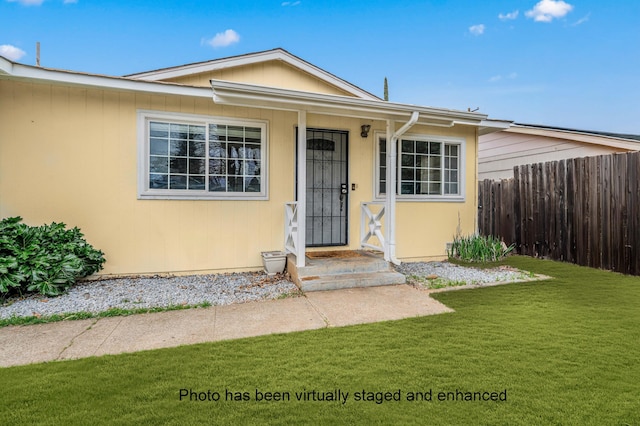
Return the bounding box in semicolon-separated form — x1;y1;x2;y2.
478;151;640;276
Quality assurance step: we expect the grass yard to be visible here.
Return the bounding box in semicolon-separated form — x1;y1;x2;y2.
1;257;639;425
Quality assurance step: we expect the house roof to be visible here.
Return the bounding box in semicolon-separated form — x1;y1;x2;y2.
125;48;380;101
507;123;640;150
0;51;509;135
515;123;640;142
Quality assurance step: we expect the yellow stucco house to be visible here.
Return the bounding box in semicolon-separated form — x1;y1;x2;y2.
0;48;508;277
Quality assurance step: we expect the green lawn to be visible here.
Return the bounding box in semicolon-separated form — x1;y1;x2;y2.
1;257;639;425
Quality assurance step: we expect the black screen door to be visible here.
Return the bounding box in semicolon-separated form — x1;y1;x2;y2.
298;128;349;247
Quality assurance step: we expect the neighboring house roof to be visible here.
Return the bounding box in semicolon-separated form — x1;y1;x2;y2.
0;52;510;135
511;123;640;150
125;48;381;101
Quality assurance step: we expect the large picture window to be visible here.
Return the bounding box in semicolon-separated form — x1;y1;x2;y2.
138;111;267;200
377;135;464;200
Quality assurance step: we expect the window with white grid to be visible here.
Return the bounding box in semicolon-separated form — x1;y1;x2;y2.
377;135;464;201
138;111;267;200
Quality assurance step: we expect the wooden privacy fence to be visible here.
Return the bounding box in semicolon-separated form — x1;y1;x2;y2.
478;151;640;275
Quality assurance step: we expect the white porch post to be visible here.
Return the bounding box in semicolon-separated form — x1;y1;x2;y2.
296;110;307;267
384;120;394;263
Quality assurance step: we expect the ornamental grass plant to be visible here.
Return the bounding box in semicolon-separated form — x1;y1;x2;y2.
448;234;514;263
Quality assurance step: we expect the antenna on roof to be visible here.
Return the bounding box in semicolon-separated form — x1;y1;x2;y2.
36;42;41;67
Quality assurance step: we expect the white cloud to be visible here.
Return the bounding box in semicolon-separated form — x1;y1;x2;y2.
469;24;485;36
499;10;519;21
572;13;590;26
489;72;518;83
7;0;45;5
203;29;240;48
526;0;573;22
281;1;301;5
0;44;26;61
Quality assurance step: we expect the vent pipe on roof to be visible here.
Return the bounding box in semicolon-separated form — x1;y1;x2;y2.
36;42;40;67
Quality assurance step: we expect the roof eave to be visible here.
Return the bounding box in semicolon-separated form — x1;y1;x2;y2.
0;60;212;98
211;79;489;128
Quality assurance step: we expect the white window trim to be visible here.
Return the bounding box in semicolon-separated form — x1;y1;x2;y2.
137;110;269;200
373;131;466;202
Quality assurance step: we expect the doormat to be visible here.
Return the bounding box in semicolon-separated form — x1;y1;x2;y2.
306;251;363;259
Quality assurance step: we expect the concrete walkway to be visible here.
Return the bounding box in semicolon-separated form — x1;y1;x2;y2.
0;285;453;368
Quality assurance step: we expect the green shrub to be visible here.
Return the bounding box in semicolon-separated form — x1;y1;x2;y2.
0;217;105;297
447;234;514;263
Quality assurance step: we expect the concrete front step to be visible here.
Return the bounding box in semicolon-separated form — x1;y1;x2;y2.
287;251;407;292
297;271;406;292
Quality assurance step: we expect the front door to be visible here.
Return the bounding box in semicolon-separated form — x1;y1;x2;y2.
301;128;349;247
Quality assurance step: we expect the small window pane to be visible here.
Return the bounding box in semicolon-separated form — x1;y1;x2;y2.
401;168;415;180
228;159;243;176
228;176;243;192
189;126;206;141
228;126;244;142
209;176;226;192
209;159;226;175
189;159;206;174
429;182;441;194
170;124;189;140
188;176;205;190
401;140;414;153
150;139;168;155
170;140;187;156
401;182;415;194
245;177;261;192
169;175;187;189
416;141;429;154
245;127;261;143
149;174;168;189
401;154;414;167
150;156;169;173
429;143;441;155
449;145;458;156
189;141;206;157
429;156;441;168
150;122;169;138
170;158;187;174
210;142;227;158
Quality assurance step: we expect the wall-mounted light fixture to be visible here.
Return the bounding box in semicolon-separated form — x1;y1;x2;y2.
360;124;371;138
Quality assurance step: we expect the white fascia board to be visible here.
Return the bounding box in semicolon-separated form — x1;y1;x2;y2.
0;56;13;75
211;79;487;126
2;62;212;98
478;119;513;136
129;48;380;100
509;125;640;150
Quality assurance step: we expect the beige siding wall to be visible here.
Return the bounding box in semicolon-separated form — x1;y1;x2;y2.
479;131;627;180
164;61;354;97
0;79;477;275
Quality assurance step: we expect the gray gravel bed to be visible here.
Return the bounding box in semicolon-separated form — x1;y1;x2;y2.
1;262;531;320
0;272;299;320
396;261;530;286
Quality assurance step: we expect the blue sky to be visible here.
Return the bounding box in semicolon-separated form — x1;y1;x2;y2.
1;0;638;134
